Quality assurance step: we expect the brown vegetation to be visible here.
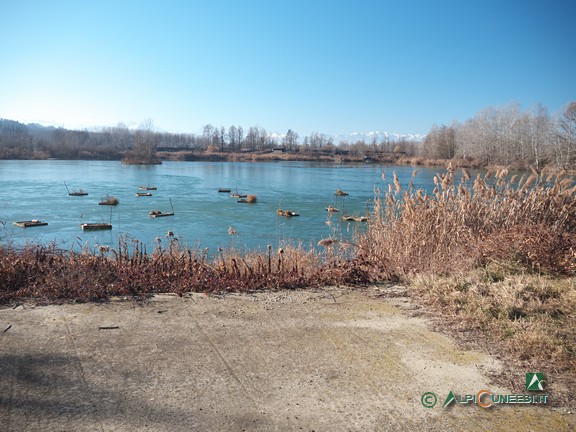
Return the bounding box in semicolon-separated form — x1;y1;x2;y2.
411;270;575;367
356;165;576;277
98;195;120;205
410;271;576;404
0;239;367;305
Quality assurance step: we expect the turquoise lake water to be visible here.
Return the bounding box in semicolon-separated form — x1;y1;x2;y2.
0;160;442;253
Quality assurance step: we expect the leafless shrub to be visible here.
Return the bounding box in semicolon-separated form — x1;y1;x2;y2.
0;236;371;304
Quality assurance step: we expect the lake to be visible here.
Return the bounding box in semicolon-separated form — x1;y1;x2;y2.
0;160;441;253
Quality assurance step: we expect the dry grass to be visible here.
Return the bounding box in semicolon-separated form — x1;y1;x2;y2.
410;269;576;366
410;270;576;403
356;165;576;276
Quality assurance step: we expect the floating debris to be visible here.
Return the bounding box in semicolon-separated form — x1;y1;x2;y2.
65;182;88;196
13;220;48;228
342;215;368;222
81;223;112;231
150;199;175;217
238;195;257;203
99;195;119;205
149;210;174;218
277;209;300;217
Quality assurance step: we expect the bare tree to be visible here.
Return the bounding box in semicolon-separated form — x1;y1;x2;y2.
555;102;576;168
424;123;458;159
237;126;244;150
257;126;269;150
308;132;328;149
201;124;215;150
122;118;159;164
227;125;244;152
210;127;220;149
526;103;553;170
456;104;526;166
227;125;237;152
282;129;299;151
245;126;258;151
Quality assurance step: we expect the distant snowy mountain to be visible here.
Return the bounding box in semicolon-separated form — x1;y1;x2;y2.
333;131;425;143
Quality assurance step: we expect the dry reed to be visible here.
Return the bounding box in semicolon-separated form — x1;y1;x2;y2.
356;166;576;277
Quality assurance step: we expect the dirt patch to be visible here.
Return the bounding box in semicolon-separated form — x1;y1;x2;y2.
1;287;574;431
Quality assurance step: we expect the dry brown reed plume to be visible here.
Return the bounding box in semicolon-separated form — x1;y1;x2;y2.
357;165;576;277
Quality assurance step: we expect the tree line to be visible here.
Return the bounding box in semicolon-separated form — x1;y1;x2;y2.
0;101;574;168
422;102;576;169
0;119;419;162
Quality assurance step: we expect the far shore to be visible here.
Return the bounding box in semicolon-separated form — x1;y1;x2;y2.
97;149;559;172
159;149;439;165
6;150;574;174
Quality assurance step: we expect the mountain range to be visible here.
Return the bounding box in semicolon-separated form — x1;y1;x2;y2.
2;118;425;143
333;131;425;143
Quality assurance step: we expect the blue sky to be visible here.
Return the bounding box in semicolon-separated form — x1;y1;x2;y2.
1;0;574;137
